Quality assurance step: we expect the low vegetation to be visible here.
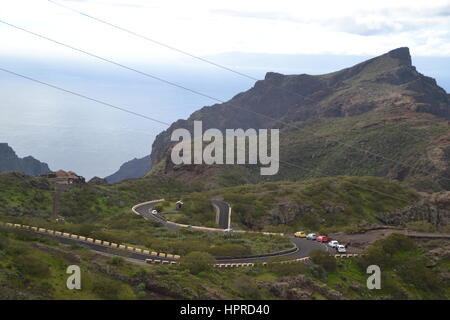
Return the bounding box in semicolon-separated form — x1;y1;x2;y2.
172;176;419;233
1;227;448;300
0;173;291;257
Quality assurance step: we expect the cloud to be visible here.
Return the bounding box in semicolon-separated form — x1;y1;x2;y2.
1;0;450;59
212;3;450;37
211;9;300;23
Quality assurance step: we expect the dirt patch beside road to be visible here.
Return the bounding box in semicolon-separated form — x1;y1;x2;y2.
329;228;407;252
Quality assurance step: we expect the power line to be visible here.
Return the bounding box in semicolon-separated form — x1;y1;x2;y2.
0;67;415;203
48;0;320;107
0;67;170;126
0;20;226;106
48;0;259;82
1;18;448;184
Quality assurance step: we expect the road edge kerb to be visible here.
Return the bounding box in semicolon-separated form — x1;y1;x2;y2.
0;220;179;263
215;245;298;260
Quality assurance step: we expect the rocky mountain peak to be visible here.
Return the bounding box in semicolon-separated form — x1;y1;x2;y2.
0;143;51;176
149;48;450;168
386;47;412;66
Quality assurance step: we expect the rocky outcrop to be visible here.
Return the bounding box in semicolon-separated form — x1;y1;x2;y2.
88;176;107;185
0;143;51;176
257;275;343;300
376;192;450;228
104;155;152;183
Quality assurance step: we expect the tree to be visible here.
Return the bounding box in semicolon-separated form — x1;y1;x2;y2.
179;251;216;274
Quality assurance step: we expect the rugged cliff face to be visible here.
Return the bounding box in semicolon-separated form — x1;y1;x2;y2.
0;143;51;176
150;48;449;165
148;48;450;190
377;192;450;229
104;155;152;183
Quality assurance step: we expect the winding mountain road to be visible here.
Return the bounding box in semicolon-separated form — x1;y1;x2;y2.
133;200;327;263
9;199;326;265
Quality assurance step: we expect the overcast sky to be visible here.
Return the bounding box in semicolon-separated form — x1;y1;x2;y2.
1;0;450;64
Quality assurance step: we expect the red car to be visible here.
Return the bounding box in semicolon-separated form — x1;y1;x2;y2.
316;235;329;242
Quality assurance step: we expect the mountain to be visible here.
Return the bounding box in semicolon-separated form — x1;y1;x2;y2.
105;155;152;183
0;143;51;176
149;48;450;191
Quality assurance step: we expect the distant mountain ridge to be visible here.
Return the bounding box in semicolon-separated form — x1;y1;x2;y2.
105;155;152;183
151;47;449;166
0;143;51;176
148;47;450;191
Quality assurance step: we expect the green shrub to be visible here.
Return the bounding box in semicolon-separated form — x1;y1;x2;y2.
359;233;416;269
0;233;10;250
396;256;442;294
309;250;337;272
268;260;307;276
12;229;40;242
406;220;434;233
381;233;416;254
234;276;261;299
92;279;122;299
35;281;55;298
179;251;216;274
108;256;125;266
208;244;252;257
14;255;51;278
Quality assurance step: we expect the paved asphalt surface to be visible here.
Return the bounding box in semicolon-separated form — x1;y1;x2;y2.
134;200;328;263
211;199;230;229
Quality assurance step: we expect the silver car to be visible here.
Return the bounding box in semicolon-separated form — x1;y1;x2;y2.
306;233;317;240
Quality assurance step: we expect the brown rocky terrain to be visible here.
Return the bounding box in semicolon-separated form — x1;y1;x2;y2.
376;191;450;229
148;47;450;191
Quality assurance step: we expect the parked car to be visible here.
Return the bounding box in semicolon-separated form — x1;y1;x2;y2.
294;231;307;238
151;209;158;215
336;245;347;253
306;233;317;240
316;235;329;243
328;240;339;248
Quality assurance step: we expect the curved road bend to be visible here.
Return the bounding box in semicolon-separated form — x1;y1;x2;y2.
133;200;328;263
211;199;230;229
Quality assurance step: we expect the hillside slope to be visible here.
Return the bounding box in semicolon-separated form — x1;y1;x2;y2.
105;155;152;183
0;143;51;176
171;176;421;233
148;48;450;191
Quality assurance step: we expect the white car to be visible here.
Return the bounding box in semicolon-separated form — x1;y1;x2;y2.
151;209;158;215
328;240;339;248
224;228;234;233
336;245;347;253
306;233;317;240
